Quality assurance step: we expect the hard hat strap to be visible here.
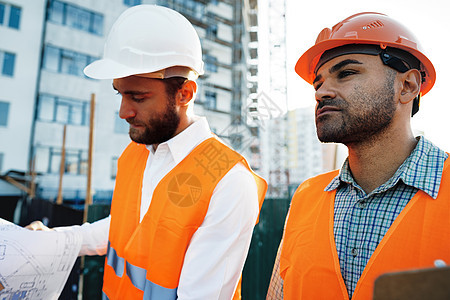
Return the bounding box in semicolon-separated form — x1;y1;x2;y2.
315;44;422;75
411;94;420;117
379;50;409;73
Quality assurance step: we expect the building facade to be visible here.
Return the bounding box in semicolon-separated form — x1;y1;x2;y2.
0;0;260;205
0;0;45;174
286;107;323;187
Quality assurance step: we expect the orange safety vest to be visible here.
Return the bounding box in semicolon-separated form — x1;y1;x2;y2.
102;137;267;299
280;157;450;300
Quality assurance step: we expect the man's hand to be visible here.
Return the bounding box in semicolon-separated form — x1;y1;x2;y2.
25;221;53;231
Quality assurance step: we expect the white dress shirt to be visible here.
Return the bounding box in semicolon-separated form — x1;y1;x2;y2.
58;117;259;300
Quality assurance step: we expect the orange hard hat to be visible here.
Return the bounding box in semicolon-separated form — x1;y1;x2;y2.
295;12;436;96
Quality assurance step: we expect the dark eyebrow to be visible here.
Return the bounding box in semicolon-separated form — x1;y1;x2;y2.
329;59;363;74
112;83;151;95
313;59;363;84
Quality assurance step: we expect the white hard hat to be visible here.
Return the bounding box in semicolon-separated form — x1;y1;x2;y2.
84;5;204;80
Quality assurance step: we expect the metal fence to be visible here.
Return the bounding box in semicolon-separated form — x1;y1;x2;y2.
23;197;291;299
242;197;291;299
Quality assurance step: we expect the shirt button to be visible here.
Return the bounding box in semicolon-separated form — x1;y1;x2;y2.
351;248;358;257
358;201;367;209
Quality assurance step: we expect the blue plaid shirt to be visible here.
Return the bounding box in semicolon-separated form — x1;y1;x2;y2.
326;136;448;298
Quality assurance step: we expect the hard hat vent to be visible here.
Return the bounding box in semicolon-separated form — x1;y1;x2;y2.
296;12;436;97
362;20;384;30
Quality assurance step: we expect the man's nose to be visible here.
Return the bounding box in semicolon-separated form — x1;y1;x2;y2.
315;81;337;102
118;99;136;120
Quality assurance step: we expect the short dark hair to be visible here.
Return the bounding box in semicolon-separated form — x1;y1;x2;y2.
162;77;188;99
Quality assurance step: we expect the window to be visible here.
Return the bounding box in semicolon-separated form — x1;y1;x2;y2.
0;3;21;29
176;0;204;19
49;148;60;174
0;4;5;25
66;4;90;32
204;54;218;73
159;0;204;19
48;147;87;175
55;101;70;123
38;95;55;121
114;112;129;134
0;51;15;77
48;0;64;24
42;46;59;72
38;94;89;126
0;101;9;126
43;45;98;78
91;13;103;36
8;5;20;29
48;0;103;36
204;91;217;110
111;157;119;179
60;49;87;76
207;24;218;39
124;0;142;6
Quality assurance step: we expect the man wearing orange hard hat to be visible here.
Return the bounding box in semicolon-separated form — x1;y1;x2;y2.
266;12;449;299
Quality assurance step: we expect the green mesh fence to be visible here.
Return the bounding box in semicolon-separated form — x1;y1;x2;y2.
242;197;291;299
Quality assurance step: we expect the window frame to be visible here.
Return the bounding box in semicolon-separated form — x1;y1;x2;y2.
123;0;142;6
48;147;88;175
37;93;89;126
48;0;103;36
204;90;217;110
43;45;98;78
0;50;15;77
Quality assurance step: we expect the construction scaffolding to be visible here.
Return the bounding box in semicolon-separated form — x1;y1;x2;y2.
259;0;289;198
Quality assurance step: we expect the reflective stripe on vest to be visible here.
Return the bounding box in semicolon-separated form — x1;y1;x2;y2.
107;243;177;299
106;242;125;278
126;262;177;299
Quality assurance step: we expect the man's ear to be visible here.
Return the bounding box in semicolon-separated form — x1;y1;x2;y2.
177;80;197;106
399;69;421;104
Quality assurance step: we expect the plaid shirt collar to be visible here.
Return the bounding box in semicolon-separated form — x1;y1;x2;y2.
325;136;448;199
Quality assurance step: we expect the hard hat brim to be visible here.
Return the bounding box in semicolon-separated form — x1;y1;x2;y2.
84;58;155;80
84;58;203;80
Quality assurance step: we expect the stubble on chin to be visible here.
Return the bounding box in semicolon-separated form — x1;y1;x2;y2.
315;113;346;143
128;127;142;144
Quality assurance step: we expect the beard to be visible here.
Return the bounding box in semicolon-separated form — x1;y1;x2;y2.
127;97;180;145
316;71;396;145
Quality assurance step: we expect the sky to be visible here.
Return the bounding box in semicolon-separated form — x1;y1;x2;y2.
284;0;450;151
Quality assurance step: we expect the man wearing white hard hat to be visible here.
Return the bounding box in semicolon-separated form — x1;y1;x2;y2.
28;5;267;300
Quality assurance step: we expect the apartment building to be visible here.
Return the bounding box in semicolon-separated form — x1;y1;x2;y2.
0;0;45;174
0;0;259;205
286;107;323;186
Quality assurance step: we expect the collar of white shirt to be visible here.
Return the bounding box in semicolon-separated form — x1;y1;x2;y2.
145;116;213;165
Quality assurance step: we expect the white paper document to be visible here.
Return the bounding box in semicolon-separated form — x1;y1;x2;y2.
0;218;82;300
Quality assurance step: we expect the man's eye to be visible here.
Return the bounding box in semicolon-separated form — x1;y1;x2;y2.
314;83;322;91
338;70;357;79
131;95;146;102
